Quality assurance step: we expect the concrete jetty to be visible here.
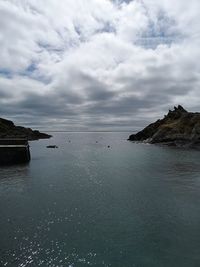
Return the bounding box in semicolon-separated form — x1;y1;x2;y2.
0;139;31;165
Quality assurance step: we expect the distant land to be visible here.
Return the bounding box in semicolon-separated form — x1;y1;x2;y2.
128;105;200;148
0;118;51;140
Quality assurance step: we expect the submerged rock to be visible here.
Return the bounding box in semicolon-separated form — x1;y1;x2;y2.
128;105;200;147
0;118;51;140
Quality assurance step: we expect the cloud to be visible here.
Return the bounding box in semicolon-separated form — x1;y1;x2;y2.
0;0;200;130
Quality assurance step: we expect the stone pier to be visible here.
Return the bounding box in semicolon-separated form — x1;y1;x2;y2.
0;139;31;165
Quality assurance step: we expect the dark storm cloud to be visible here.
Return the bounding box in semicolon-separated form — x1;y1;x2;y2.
86;93;171;117
87;88;116;102
10;93;81;117
0;90;11;98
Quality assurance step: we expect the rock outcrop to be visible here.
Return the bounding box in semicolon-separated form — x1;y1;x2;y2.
128;105;200;147
0;117;51;140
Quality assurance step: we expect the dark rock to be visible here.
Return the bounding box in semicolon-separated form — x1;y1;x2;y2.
128;106;200;147
46;145;58;148
0;118;51;140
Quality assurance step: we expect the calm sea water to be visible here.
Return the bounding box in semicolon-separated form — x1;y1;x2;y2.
0;132;200;267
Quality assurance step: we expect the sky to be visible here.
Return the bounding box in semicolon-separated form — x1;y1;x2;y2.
0;0;200;131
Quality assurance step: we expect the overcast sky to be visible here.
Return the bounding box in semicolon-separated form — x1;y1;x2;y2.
0;0;200;131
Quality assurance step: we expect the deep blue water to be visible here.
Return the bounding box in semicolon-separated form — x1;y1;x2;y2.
0;132;200;267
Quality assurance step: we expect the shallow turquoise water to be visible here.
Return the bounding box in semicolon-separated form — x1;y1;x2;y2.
0;132;200;267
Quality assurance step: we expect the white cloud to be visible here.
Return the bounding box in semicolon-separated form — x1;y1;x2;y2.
0;0;200;130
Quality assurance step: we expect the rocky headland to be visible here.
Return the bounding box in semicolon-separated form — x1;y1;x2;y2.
0;117;51;140
128;105;200;147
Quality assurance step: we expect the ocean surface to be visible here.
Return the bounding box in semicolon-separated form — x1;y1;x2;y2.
0;132;200;267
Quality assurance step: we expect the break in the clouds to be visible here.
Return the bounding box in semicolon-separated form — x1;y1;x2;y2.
0;0;200;130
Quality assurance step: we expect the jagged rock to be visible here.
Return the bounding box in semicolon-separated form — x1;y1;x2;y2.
0;117;51;140
128;105;200;147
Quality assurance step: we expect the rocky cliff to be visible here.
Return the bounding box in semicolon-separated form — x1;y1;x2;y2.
128;105;200;147
0;118;51;140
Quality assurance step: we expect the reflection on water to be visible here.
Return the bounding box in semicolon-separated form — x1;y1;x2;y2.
0;132;200;267
171;162;200;173
0;164;30;181
0;165;30;196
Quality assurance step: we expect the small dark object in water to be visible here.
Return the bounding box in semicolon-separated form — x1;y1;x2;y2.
107;145;110;148
68;140;71;143
46;145;58;148
96;141;98;143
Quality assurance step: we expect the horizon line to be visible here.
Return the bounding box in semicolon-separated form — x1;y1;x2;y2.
40;130;137;133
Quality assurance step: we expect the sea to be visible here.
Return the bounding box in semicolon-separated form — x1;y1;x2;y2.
0;132;200;267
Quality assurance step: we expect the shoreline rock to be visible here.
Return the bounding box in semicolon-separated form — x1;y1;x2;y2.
0;117;52;140
128;105;200;148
